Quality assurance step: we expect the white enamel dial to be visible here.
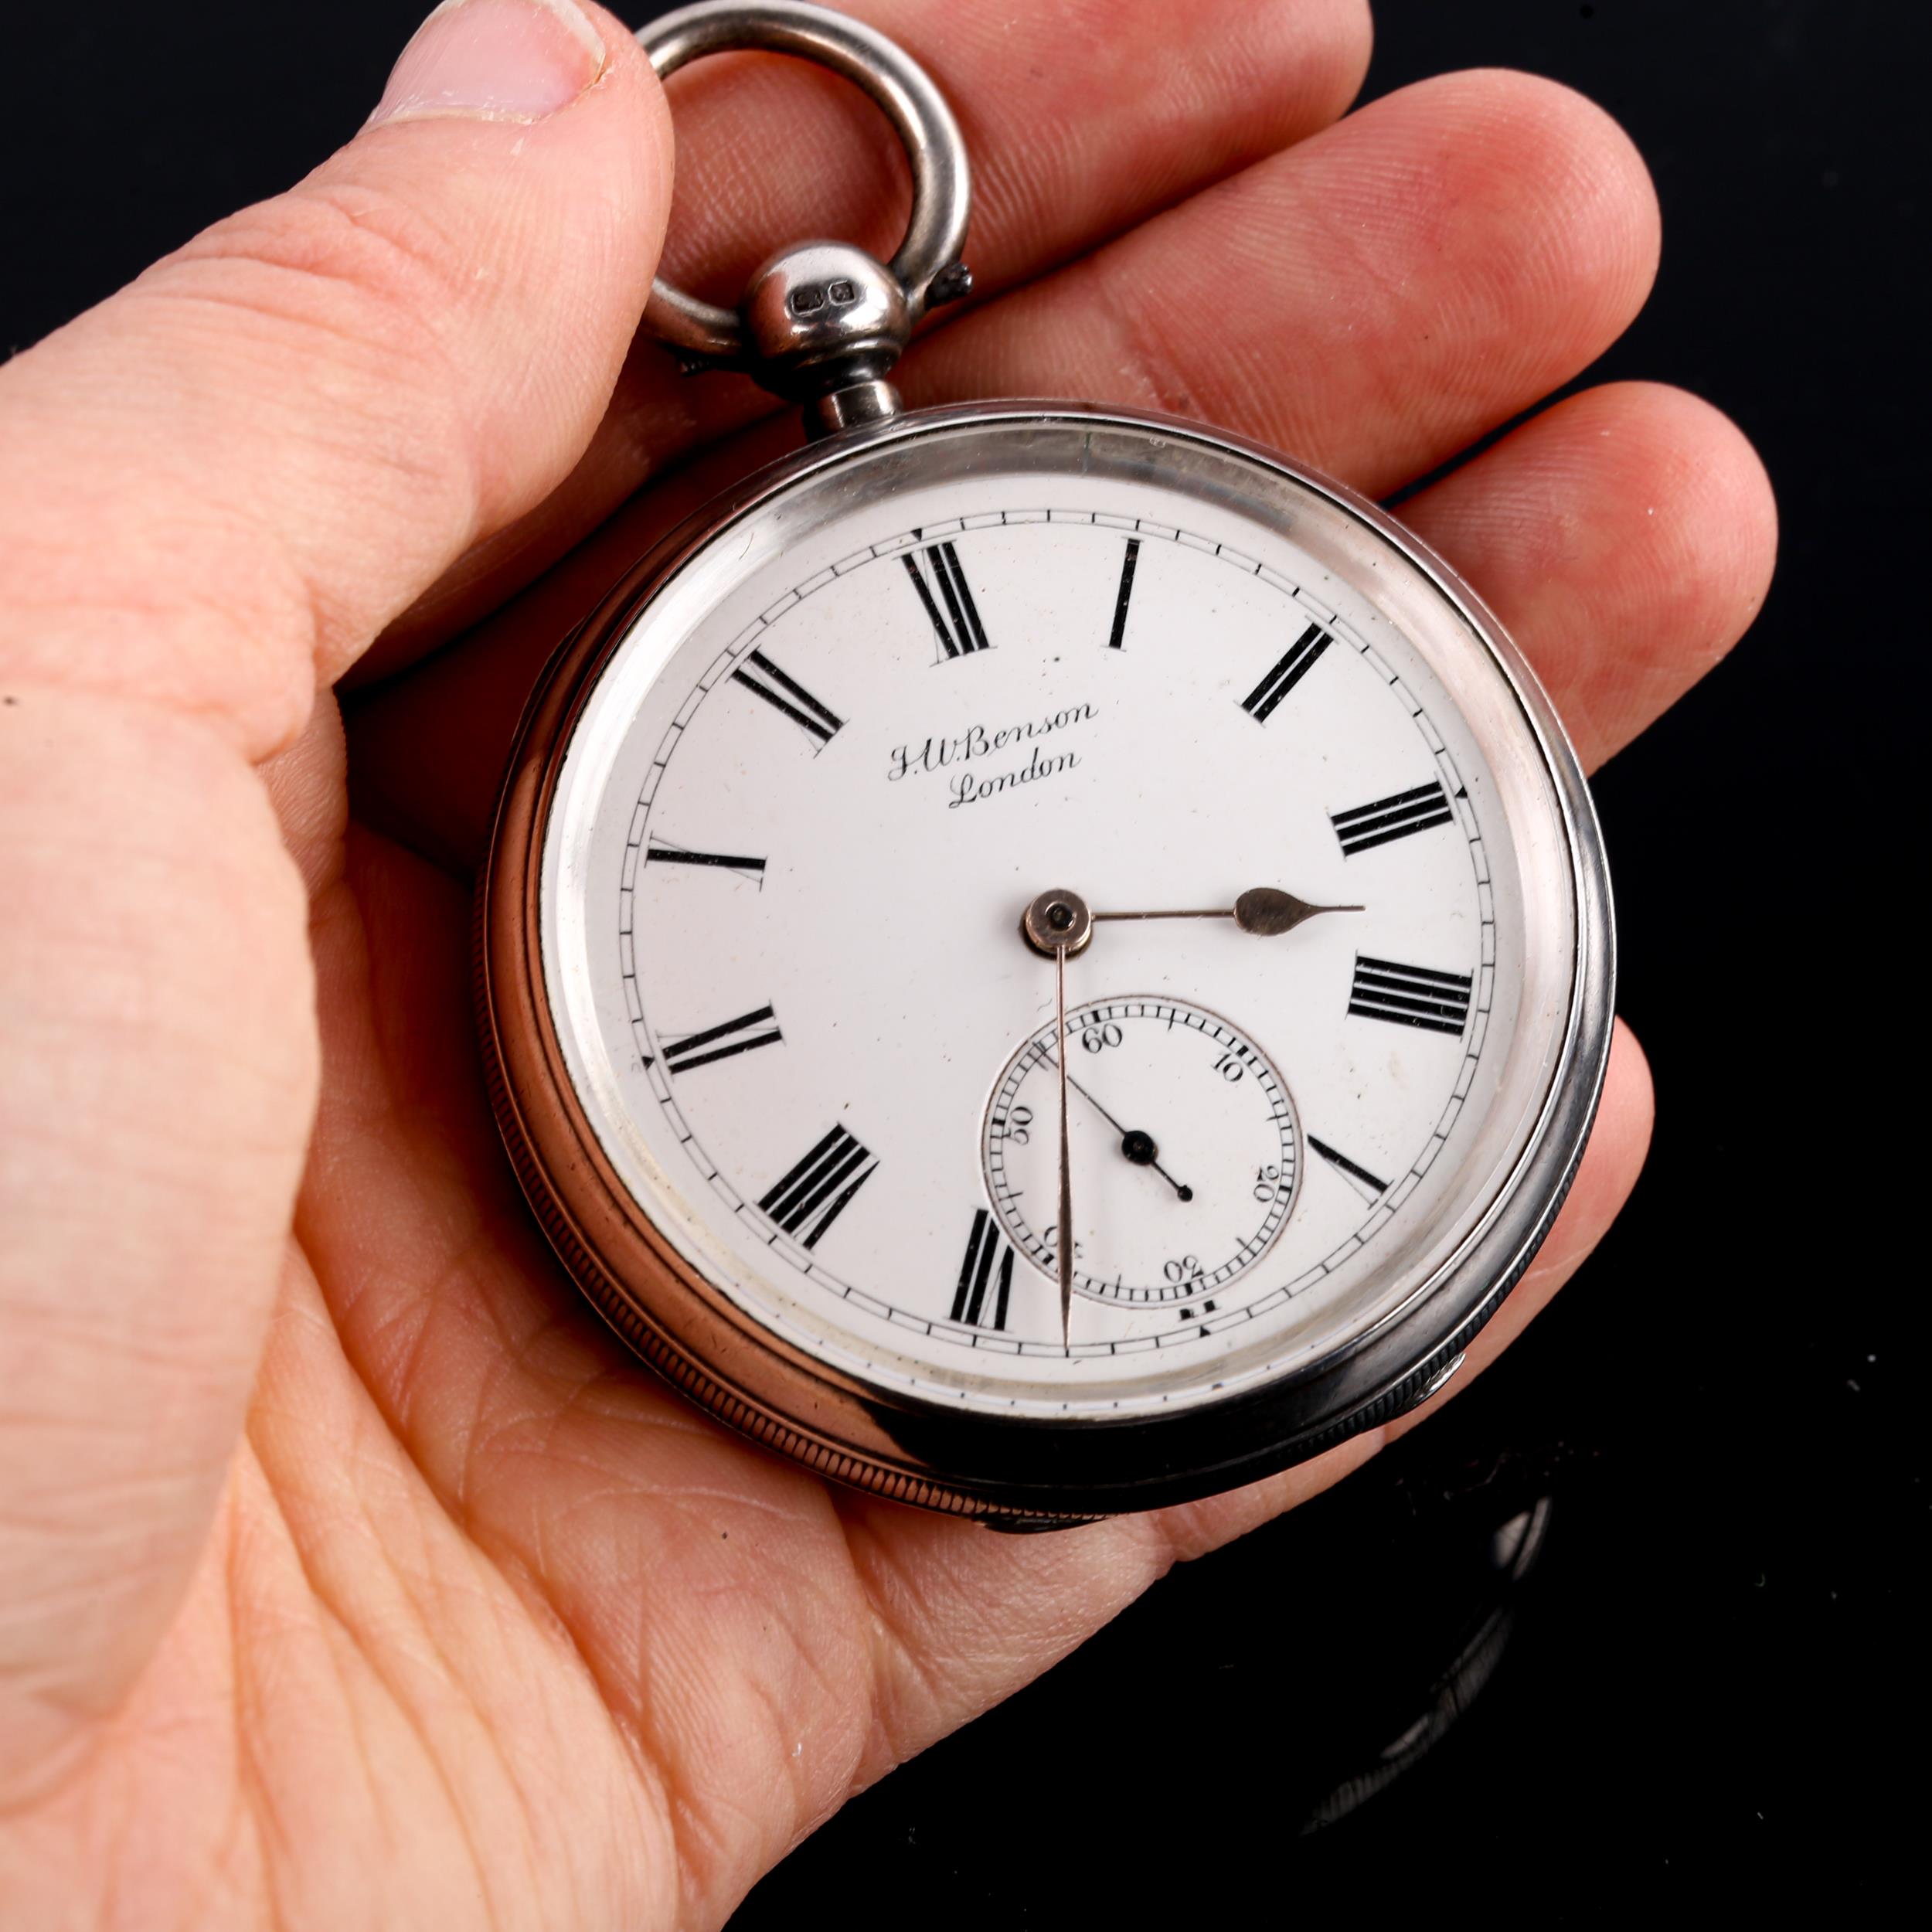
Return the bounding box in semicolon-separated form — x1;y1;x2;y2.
532;413;1588;1429
983;995;1300;1305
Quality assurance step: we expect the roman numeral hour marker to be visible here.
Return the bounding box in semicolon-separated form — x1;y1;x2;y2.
645;839;767;881
951;1209;1015;1330
1107;537;1141;650
903;539;990;659
1308;1135;1390;1204
732;648;844;746
1240;621;1332;722
1347;957;1474;1037
658;1005;783;1075
1330;781;1456;856
758;1127;878;1250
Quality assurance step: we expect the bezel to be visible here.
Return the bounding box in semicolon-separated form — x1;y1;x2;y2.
476;401;1614;1522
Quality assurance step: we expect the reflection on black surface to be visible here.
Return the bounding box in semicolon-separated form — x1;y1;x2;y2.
733;1419;1587;1927
1299;1495;1552;1834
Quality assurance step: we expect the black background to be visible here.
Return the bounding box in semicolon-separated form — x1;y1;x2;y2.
2;0;1920;1917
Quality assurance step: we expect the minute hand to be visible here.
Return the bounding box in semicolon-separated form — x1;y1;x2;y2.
1091;886;1362;937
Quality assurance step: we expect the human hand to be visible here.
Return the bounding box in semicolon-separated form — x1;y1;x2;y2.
0;2;1772;1924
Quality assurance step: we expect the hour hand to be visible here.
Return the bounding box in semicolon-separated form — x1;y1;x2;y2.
1090;886;1362;936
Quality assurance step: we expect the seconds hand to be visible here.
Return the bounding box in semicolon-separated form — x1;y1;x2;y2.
1037;1044;1193;1202
1054;939;1073;1345
1020;889;1094;1347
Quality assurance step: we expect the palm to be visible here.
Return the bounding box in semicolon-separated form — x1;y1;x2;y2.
0;5;1772;1927
208;757;1369;1923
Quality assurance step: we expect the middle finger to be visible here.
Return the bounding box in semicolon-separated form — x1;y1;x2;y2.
903;66;1661;496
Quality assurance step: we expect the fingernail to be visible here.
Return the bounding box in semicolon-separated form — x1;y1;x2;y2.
369;0;607;130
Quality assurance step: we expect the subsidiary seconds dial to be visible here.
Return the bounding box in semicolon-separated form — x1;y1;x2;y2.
984;998;1301;1304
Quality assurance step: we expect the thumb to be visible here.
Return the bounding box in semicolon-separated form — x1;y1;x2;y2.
0;0;667;1803
0;0;670;760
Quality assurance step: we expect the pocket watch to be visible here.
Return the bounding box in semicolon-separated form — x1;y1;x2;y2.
475;0;1615;1528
